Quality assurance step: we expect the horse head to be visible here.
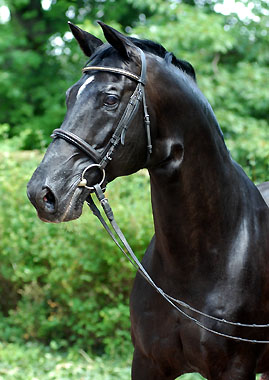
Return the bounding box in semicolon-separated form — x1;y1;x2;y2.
27;22;165;222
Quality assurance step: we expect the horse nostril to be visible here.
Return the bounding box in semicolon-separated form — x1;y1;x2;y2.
42;187;56;211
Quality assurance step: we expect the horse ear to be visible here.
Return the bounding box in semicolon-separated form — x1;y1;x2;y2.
68;22;103;57
97;21;136;60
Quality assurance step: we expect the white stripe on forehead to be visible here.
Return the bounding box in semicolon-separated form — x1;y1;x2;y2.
77;76;95;99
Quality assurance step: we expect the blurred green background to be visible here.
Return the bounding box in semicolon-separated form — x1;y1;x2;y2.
0;0;268;378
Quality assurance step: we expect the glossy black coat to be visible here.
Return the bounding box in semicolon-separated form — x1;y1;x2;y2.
27;23;269;380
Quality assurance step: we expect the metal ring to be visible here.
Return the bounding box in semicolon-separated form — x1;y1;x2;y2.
79;164;106;190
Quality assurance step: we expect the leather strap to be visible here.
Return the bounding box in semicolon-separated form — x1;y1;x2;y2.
82;47;147;86
99;82;143;168
51;129;102;163
82;66;143;84
51;49;151;168
87;184;269;344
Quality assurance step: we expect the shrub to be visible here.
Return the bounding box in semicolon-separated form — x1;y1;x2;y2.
0;151;153;355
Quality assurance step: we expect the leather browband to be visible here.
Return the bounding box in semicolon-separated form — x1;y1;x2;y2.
82;66;143;84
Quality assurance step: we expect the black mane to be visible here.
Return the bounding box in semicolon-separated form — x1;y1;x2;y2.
89;37;196;81
129;37;196;81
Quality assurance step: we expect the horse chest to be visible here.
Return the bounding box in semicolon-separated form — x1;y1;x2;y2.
130;273;211;374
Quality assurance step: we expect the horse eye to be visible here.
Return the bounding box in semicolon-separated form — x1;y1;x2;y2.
104;94;119;107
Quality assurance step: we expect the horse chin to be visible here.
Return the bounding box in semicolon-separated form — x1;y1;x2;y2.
60;187;85;222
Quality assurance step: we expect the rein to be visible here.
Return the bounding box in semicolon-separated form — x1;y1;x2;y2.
87;185;269;344
51;49;269;344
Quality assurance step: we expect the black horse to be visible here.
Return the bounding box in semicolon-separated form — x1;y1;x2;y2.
27;22;269;380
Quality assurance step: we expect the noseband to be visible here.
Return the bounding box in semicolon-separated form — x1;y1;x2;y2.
51;48;151;190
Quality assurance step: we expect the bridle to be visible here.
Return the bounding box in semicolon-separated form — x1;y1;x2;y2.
51;48;151;190
51;48;269;344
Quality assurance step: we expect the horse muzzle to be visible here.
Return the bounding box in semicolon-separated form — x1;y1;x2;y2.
27;180;85;223
27;161;107;222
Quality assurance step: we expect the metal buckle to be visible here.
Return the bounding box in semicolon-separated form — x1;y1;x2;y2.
78;164;106;190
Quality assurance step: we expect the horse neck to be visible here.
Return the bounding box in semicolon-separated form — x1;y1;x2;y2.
148;86;245;269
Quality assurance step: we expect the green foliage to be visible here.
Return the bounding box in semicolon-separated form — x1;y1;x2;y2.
133;2;269;182
0;0;153;149
0;0;268;181
0;342;263;379
1;151;264;373
0;151;153;355
0;0;268;364
0;342;132;379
